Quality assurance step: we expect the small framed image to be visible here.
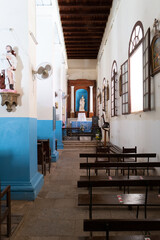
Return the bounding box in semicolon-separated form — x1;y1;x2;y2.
151;32;160;76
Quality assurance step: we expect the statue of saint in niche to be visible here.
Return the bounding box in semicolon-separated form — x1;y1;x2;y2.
0;45;17;90
79;95;85;111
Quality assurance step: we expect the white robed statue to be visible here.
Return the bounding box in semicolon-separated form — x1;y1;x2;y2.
0;45;17;90
79;95;85;111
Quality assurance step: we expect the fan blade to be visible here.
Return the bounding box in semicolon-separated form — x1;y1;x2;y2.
37;66;44;74
45;64;51;71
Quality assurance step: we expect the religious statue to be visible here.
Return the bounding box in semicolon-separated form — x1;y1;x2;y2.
0;45;17;90
79;95;85;111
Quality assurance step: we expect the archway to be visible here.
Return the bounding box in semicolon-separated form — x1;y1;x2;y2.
76;89;88;112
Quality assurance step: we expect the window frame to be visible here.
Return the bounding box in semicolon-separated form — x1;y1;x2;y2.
128;21;144;113
111;60;118;117
143;28;151;111
121;60;129;115
102;78;107;112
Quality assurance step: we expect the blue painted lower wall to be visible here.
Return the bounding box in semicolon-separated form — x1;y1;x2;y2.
0;117;44;200
37;120;59;162
55;120;64;149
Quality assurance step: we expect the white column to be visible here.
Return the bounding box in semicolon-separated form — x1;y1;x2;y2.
89;86;93;112
71;86;74;112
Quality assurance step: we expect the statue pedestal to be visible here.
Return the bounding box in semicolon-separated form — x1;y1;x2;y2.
0;91;20;112
89;112;94;118
76;111;88;118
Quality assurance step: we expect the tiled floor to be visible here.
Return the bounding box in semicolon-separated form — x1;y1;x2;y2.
6;148;160;239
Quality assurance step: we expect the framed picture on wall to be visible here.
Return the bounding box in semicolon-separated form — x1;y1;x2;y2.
151;32;160;76
53;106;56;130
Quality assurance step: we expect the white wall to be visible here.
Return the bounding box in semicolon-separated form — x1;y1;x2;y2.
0;0;36;118
68;59;97;80
97;0;160;160
36;1;68;122
36;7;54;120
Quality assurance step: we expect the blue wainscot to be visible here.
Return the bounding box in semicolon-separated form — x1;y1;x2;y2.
37;120;59;162
0;117;44;200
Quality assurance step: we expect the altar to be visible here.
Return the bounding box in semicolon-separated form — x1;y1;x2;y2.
71;121;92;132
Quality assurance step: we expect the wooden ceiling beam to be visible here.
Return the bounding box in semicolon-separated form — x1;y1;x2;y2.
65;43;100;46
64;32;103;36
68;56;97;58
60;11;109;16
67;53;98;55
62;23;106;27
58;0;113;59
61;19;107;23
67;49;98;52
66;46;99;49
58;0;112;7
59;5;111;9
63;28;104;33
64;36;102;40
65;41;101;44
68;57;97;59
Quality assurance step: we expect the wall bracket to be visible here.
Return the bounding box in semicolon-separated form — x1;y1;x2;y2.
0;92;20;112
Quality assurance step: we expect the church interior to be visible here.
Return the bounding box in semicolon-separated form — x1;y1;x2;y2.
0;0;160;239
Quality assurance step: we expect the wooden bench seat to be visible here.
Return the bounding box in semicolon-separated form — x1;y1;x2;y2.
82;219;160;240
0;185;11;240
77;178;160;219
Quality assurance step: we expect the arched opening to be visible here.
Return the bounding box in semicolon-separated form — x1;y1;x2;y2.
76;89;88;112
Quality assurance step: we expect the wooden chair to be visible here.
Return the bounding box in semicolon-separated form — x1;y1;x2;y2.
122;146;137;175
0;185;11;240
38;139;51;173
122;146;137;161
37;142;46;176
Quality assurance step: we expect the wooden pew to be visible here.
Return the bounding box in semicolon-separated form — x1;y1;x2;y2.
80;162;160;179
82;218;160;240
38;139;51;173
62;127;80;140
37;142;46;176
80;153;156;163
79;153;157;176
77;177;160;219
0;185;11;239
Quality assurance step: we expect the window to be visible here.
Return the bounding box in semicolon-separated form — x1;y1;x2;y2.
121;60;129;114
111;61;118;117
129;21;144;113
102;78;107;112
143;28;151;111
97;88;101;119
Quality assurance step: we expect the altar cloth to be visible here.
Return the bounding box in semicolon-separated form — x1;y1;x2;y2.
71;121;92;132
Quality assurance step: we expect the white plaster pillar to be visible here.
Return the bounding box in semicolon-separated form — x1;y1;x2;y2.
89;86;93;113
71;86;74;112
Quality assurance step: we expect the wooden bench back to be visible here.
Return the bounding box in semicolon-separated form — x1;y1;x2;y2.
84;218;160;232
122;146;137;153
78;177;160;188
80;161;160;169
80;153;156;159
96;146;110;154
